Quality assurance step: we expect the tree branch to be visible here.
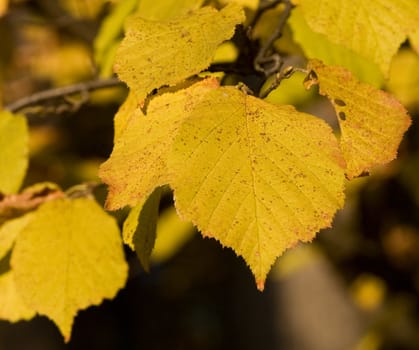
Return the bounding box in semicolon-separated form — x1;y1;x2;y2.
250;0;282;29
5;77;124;113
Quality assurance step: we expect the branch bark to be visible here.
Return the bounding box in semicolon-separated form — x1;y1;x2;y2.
5;77;123;113
254;0;294;76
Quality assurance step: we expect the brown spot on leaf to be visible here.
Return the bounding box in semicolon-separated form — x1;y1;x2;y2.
338;111;346;121
334;99;346;106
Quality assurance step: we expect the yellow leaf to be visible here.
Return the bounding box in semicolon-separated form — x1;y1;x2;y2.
135;0;205;20
218;0;258;10
0;111;28;194
297;0;419;75
99;78;219;210
114;4;244;100
0;215;32;260
306;59;411;179
122;187;162;272
212;41;239;64
387;49;419;109
151;206;195;264
168;87;346;289
95;0;204;77
288;7;384;87
409;28;419;55
11;198;128;342
0;270;36;322
113;91;144;142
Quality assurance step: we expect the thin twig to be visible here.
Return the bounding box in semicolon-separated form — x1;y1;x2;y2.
5;77;123;113
259;66;293;98
254;0;294;75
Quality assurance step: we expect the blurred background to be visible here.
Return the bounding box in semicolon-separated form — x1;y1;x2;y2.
0;0;418;349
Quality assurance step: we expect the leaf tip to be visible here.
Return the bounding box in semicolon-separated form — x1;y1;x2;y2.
256;279;265;292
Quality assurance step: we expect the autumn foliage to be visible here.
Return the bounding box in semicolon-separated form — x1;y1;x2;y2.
0;0;417;342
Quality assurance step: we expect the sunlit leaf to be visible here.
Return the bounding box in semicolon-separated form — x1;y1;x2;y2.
387;49;419;109
123;187;162;272
168;87;346;289
99;78;219;210
297;0;419;75
11;198;128;342
288;7;384;87
0;111;28;194
95;0;204;77
114;4;244;100
135;0;205;20
0;270;36;322
113;91;144;142
212;41;239;64
409;28;419;55
306;59;411;179
0;215;32;260
219;0;258;10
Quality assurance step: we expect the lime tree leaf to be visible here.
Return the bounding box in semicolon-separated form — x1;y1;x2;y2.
113;91;144;142
386;49;419;109
95;0;205;77
297;0;419;75
409;29;419;55
168;87;346;290
0;215;32;260
0;269;36;322
219;0;258;10
99;78;219;210
151;206;195;264
0;111;28;194
114;3;244;100
288;7;384;87
11;198;128;342
306;59;411;179
135;0;205;20
123;187;162;272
